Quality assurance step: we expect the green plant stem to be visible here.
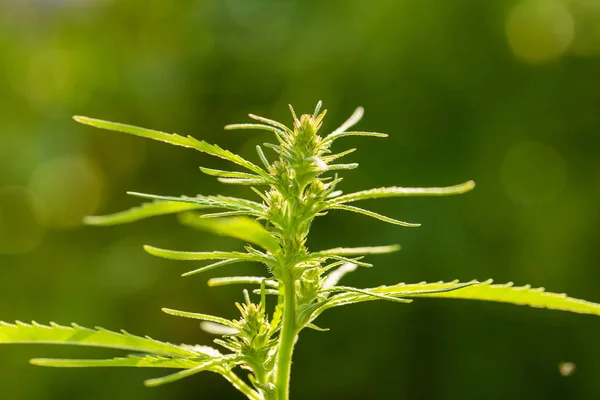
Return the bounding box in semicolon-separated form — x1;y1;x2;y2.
275;279;298;400
223;371;262;400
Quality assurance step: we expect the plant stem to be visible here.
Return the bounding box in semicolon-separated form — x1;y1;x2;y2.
223;371;262;400
275;279;298;400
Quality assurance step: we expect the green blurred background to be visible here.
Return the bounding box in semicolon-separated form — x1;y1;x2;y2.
1;0;600;399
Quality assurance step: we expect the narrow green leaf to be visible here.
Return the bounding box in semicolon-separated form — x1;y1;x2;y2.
143;246;260;262
248;113;293;134
0;321;200;358
322;262;358;289
200;322;239;336
127;192;264;215
217;178;270;186
84;201;207;226
378;280;600;316
198;211;254;219
30;354;204;369
326;163;359;171
144;356;236;387
322;148;356;163
74;116;270;179
310;245;401;259
327;255;372;268
323;131;388;143
162;308;238;329
73;116;195;148
328;180;476;205
185;136;269;178
329;204;421;227
207;276;279;288
181;259;243;277
178;214;280;253
325;107;364;138
199;167;265;181
224;123;285;137
305;323;329;332
324;286;412;304
256;145;271;169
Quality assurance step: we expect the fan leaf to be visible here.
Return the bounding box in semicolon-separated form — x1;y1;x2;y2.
84;201;208;226
0;321;202;358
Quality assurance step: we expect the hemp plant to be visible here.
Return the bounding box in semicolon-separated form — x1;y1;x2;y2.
2;103;600;400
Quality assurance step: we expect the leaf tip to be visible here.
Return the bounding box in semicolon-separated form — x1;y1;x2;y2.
73;115;89;124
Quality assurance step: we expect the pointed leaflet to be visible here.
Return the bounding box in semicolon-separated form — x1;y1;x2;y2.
178;213;280;253
162;308;238;329
328;280;600;316
208;276;279;288
328;204;421;227
308;244;401;259
144;356;239;387
144;246;266;263
73;116;197;148
327;181;476;205
127;192;264;216
322;263;358;289
325;107;364;138
0;321;203;358
84;201;208;226
74;116;269;178
31;354;206;369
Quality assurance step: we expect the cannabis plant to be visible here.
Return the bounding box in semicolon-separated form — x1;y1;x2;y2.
2;103;599;400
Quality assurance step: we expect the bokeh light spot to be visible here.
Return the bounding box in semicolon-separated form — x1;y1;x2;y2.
569;0;600;56
506;0;574;63
0;187;46;255
501;141;567;205
28;155;105;230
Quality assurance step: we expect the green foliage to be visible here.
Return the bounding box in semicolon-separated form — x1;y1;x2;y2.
3;104;600;400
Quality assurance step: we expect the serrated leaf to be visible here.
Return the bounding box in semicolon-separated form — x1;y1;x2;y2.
127;192;264;215
0;321;200;358
185;136;268;178
144;245;265;263
224;122;286;138
144;355;238;387
309;245;401;259
248;113;293;134
328;204;421;227
84;201;207;226
326;163;359;171
324;286;412;304
327;181;476;205
392;280;600;316
199;167;265;180
30;354;204;369
323;131;388;143
74;116;269;178
178;214;280;253
327;280;600;316
73;116;196;148
162;308;237;329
